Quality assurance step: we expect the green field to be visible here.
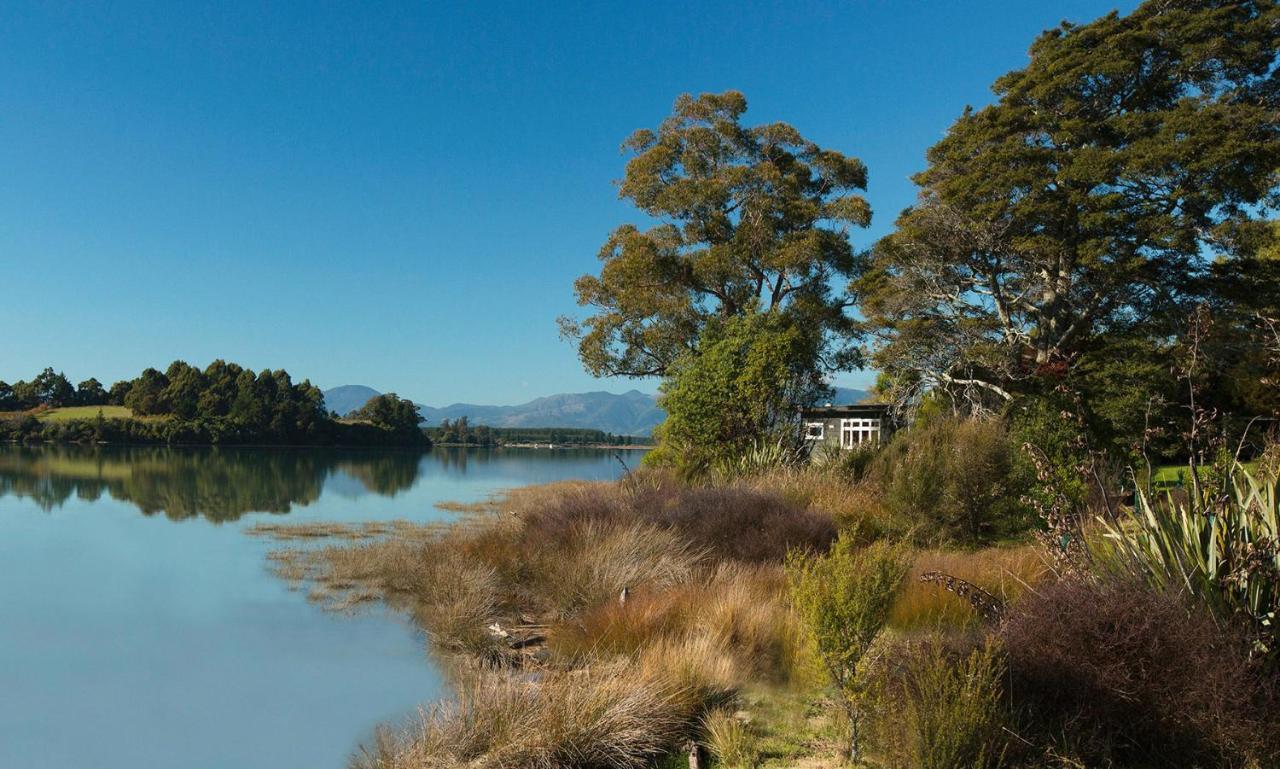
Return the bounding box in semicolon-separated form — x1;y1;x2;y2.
37;405;136;422
1151;461;1262;487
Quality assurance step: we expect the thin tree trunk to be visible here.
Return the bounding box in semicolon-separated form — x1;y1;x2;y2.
847;703;861;764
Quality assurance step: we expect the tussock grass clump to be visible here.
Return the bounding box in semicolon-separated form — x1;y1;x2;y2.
745;465;900;537
701;707;759;768
549;563;802;683
353;665;702;769
535;519;703;614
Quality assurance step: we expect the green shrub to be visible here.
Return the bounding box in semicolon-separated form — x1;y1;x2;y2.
870;637;1007;769
646;312;828;479
869;416;1033;544
786;534;911;763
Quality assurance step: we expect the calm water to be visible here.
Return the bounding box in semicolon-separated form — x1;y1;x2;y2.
0;444;642;769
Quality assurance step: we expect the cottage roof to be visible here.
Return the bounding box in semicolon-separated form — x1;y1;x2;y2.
799;403;891;418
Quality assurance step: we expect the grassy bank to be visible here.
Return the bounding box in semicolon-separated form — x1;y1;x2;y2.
257;467;1062;768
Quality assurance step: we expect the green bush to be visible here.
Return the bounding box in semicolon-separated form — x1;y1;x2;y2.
870;637;1007;769
786;534;911;763
647;312;827;478
868;416;1033;544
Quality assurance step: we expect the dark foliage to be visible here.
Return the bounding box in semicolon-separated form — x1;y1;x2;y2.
426;417;635;446
350;393;423;435
1001;577;1280;768
1;359;430;447
867;416;1034;545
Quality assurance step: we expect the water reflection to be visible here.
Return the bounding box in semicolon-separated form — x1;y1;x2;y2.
0;445;423;521
0;445;641;521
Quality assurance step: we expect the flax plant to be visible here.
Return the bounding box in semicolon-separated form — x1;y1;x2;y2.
1095;465;1280;654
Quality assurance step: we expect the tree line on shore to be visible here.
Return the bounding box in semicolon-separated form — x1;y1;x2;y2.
0;361;427;447
426;416;641;446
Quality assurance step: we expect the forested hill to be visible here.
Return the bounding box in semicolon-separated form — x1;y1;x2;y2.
323;386;870;437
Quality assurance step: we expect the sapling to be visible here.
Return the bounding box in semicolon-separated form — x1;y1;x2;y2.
787;533;910;763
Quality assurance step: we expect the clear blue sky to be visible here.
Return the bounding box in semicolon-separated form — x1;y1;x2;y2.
1;0;1134;406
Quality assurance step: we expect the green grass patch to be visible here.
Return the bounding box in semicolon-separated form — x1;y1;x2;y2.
39;405;133;422
37;405;171;423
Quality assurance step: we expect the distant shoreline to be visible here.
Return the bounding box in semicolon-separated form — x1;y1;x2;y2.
433;442;653;450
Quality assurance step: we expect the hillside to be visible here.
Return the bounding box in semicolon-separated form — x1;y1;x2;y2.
322;385;870;437
321;385;381;418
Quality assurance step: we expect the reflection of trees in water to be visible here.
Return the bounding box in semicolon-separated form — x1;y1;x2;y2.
0;446;428;521
426;446;637;475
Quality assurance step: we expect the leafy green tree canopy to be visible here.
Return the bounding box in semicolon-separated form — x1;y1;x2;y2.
562;90;871;379
353;393;422;434
860;0;1280;412
75;378;107;406
649;312;828;475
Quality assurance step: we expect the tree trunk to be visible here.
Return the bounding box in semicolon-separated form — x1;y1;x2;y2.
847;704;861;764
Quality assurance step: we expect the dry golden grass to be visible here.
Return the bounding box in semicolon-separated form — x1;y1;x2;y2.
745;466;899;538
548;562;806;686
246;521;402;540
433;499;499;514
889;546;1048;631
257;471;1054;769
352;663;712;769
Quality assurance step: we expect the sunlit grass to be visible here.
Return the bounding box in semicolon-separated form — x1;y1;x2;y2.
38;405;134;422
889;546;1047;631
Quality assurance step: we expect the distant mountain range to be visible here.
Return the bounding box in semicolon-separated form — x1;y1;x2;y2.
321;385;383;418
322;385;869;437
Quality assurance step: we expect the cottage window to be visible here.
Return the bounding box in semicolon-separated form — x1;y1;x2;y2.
804;422;825;440
840;418;881;449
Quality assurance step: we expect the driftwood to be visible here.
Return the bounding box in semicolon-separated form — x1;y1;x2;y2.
919;571;1005;622
487;622;548;650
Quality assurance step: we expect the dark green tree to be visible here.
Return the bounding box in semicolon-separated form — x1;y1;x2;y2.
161;361;205;419
859;0;1280;413
353;393;423;435
561;90;871;380
107;380;133;406
125;368;170;415
33;368;75;407
75;378;108;406
196;359;243;417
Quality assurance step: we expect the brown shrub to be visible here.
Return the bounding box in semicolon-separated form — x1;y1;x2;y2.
515;477;837;564
1000;577;1280;768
